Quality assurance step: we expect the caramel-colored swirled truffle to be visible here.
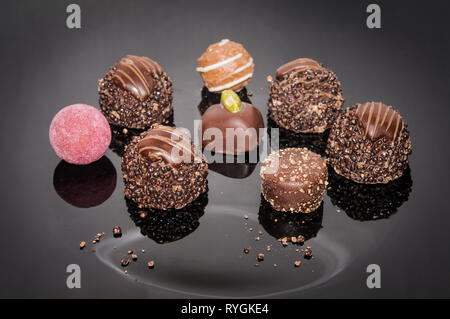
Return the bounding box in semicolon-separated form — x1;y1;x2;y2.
197;39;254;93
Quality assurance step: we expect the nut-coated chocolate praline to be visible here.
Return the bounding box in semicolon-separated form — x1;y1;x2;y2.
197;39;254;93
122;125;208;210
201;90;264;155
260;148;328;213
98;55;173;129
268;58;344;133
326;102;412;184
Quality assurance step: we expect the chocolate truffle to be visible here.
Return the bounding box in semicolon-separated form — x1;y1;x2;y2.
197;39;254;93
98;55;173;129
327;166;412;221
122;125;208;210
326;102;412;184
268;58;344;133
260;148;328;213
127;192;207;244
201;90;264;154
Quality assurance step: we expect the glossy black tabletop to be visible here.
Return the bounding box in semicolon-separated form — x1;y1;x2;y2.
1;0;449;298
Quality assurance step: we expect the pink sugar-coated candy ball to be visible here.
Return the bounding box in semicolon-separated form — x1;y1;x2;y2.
49;104;111;165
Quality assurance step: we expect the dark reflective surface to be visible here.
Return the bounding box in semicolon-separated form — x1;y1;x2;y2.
327;166;413;221
53;157;117;208
267;117;330;156
1;0;450;298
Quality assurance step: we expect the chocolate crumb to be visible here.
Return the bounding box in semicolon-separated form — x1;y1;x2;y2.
113;226;122;238
243;248;250;254
257;253;265;261
139;211;148;219
121;259;130;267
304;246;313;259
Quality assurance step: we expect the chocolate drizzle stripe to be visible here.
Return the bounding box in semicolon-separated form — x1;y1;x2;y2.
356;102;403;142
114;69;143;97
365;102;375;137
386;108;396;132
112;55;163;101
140;57;162;75
120;61;151;97
372;102;382;137
379;104;391;127
393;116;402;143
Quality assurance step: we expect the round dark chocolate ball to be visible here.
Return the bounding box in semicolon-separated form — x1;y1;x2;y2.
126;192;208;244
53;157;117;208
260;148;328;213
326;102;412;184
121;125;208;210
268;58;344;133
327;166;412;221
98;55;173;129
258;195;323;242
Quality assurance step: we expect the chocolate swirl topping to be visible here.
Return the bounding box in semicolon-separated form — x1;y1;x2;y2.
137;126;194;166
356;102;404;142
112;55;163;101
275;58;322;80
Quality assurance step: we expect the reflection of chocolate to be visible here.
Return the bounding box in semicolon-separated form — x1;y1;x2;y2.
267;117;329;156
53;157;117;208
201;102;264;155
126;192;208;244
198;86;252;115
259;195;323;242
206;152;258;179
326;104;412;184
327;166;413;221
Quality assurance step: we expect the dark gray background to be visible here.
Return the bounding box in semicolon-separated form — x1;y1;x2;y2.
0;0;449;298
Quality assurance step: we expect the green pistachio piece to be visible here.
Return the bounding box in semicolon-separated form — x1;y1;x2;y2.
221;90;242;113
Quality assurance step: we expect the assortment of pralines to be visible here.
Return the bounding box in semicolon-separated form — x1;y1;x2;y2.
52;38;414;249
